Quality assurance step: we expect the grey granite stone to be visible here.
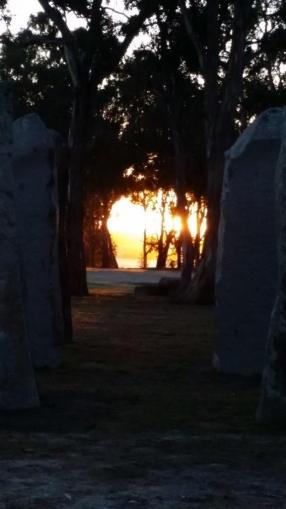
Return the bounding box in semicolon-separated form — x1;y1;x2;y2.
257;119;286;422
13;114;64;368
214;107;286;375
0;84;39;408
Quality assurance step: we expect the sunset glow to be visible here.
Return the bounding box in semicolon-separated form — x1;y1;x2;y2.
108;197;181;237
108;195;207;267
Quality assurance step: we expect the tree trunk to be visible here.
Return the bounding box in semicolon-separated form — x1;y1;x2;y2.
172;127;195;286
101;212;118;269
194;198;204;267
68;86;89;296
176;236;182;269
185;140;228;303
180;212;195;289
178;0;253;303
156;230;174;269
156;234;164;268
143;226;147;269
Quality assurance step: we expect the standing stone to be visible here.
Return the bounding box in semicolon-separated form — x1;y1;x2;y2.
49;130;73;343
257;120;286;423
0;84;39;408
214;108;286;376
14;114;64;368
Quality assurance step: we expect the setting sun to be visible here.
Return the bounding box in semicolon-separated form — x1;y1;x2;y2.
107;194;207;268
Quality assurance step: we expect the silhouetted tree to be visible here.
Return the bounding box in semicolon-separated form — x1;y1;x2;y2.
23;0;153;295
177;0;286;302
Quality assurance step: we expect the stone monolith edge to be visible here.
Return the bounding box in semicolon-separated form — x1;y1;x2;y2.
13;114;64;368
49;130;73;344
0;84;39;408
257;119;286;423
214;107;286;376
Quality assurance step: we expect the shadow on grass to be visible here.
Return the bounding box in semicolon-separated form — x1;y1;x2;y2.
0;291;283;438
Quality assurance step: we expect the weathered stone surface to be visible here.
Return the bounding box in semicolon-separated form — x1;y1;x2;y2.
0;84;39;408
214;108;286;376
257;119;286;422
13;114;64;368
49;130;72;343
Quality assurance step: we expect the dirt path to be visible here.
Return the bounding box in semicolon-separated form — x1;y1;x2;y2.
1;289;286;508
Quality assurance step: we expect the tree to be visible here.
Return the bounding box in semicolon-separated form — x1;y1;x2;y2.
112;36;206;274
153;189;176;269
26;0;153;295
120;2;207;279
84;108;132;268
177;0;286;303
84;193;118;268
176;0;254;302
0;27;71;134
0;0;10;26
129;174;158;269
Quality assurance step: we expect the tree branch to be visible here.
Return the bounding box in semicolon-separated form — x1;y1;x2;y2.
21;34;63;46
37;0;81;87
104;7;130;20
218;0;253;133
91;5;152;85
177;0;206;75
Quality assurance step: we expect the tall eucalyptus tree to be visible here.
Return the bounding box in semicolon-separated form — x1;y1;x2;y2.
177;0;286;302
29;0;153;295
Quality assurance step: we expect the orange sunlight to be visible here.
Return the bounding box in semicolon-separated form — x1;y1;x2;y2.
108;195;207;268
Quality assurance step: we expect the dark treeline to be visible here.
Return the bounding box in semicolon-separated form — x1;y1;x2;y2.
0;0;286;297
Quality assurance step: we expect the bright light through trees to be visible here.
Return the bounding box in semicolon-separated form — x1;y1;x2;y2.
108;192;207;267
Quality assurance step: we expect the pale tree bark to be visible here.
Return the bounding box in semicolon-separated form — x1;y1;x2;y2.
256;124;286;423
37;0;151;295
178;0;253;303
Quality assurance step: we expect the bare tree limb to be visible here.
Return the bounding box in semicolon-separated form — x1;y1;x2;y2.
104;7;130;20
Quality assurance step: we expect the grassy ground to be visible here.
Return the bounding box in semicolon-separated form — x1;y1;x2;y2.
1;289;286;508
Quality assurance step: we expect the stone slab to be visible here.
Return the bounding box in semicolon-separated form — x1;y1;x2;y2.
13;114;64;368
214;108;286;375
0;84;39;408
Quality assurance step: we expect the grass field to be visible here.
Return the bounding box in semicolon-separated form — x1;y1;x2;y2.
0;287;286;508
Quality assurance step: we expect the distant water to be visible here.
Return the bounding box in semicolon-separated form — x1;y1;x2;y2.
116;258;157;269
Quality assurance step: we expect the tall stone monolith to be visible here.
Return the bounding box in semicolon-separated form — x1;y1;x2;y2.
214;108;286;376
257;120;286;423
13;114;64;368
0;83;39;408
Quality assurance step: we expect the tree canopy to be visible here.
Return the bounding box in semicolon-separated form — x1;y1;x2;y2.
1;0;286;278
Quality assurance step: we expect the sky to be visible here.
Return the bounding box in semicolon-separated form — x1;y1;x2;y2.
7;0;41;32
6;0;133;33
